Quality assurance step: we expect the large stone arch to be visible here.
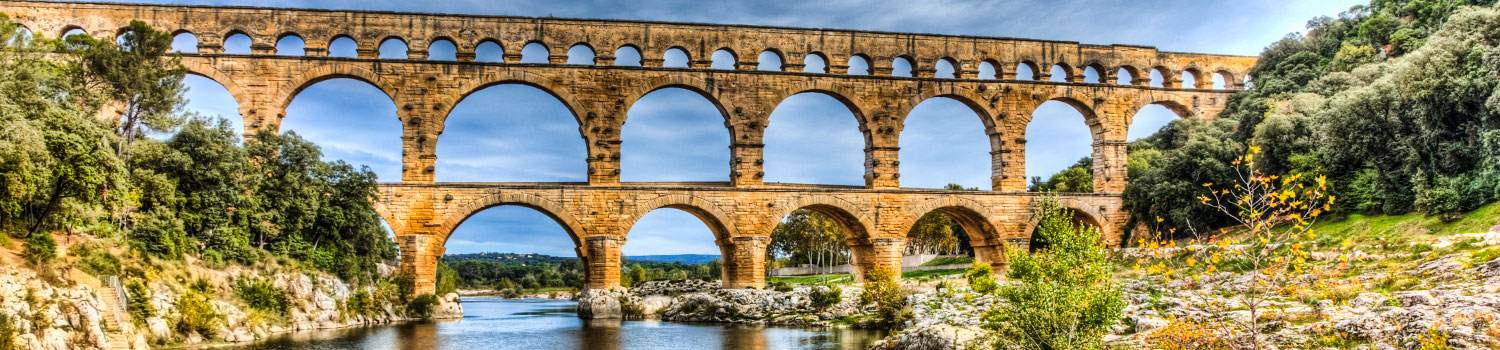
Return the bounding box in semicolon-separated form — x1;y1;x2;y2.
275;63;398;121
901;196;1001;244
436;75;587;133
623;194;739;241
1019;196;1113;243
764;85;874;150
179;60;249;114
766;194;874;241
435;192;587;251
1125;97;1197;125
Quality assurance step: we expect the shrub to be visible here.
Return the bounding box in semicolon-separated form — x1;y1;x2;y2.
234;277;289;315
0;313;15;350
1143;318;1231;350
406;293;439;319
125;280;155;323
174;289;221;339
859;265;908;326
772;282;794;292
436;262;458;295
22;232;56;265
964;260;998;294
982;196;1124;350
69;242;121;277
809;286;842;309
346;290;375;317
619;296;646;319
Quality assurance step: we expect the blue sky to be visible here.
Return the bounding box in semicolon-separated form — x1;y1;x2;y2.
155;0;1364;257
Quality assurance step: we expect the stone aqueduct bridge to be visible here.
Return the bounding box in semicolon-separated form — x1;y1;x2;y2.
5;1;1256;294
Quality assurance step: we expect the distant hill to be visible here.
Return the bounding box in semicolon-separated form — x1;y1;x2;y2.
441;252;573;266
442;252;721;265
624;254;720;264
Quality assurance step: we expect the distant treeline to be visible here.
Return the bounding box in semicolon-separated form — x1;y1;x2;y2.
439;253;722;290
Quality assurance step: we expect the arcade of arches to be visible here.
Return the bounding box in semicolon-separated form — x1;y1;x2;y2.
3;0;1255;295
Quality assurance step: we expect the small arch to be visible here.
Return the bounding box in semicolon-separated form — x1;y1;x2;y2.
1213;71;1232;90
377;37;408;59
802;52;828;73
274;33;304;56
663;47;690;68
7;26;32;48
170;31;197;53
1082;64;1104;84
891;56;914;77
1015;61;1038;80
1181;68;1202;89
427;38;457;61
520;42;549;63
59;26;87;39
935;58;957;79
1149;67;1170;88
977;60;998;80
1115;66;1139;85
328;35;358;58
474;40;503;62
567;43;595;65
223;31;251;54
846;55;871;75
711;49;736;70
1049;63;1072;82
757;50;783;71
614;45;642;66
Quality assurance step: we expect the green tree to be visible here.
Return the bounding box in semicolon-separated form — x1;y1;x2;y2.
68;20;186;162
1030;157;1093;193
982;196;1124;350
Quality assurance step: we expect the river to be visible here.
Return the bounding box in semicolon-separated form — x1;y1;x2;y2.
227;297;886;350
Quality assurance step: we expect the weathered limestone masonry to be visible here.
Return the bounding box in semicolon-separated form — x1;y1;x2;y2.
3;1;1255;296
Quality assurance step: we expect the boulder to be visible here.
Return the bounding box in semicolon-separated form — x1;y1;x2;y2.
576;288;627;319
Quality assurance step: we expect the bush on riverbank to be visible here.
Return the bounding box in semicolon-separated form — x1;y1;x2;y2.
860;266;910;327
982;196;1123;350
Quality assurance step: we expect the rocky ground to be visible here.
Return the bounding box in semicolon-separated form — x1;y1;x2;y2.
871;230;1500;350
575;280;879;327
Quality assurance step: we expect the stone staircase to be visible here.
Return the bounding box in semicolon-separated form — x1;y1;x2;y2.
99;276;132;350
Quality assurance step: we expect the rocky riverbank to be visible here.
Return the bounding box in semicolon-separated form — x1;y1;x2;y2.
575;280;880;328
0;234;461;349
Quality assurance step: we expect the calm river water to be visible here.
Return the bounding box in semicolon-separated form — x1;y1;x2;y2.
228;297;885;350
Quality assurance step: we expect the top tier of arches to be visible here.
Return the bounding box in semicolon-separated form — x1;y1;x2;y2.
4;1;1256;91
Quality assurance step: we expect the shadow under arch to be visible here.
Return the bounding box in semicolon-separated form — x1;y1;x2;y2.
903;197;1008;266
766;196;879;280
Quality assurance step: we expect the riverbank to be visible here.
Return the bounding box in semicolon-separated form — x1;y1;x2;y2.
0;234;460;349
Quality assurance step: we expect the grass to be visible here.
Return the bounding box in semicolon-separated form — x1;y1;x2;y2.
765;268;967;285
920;256;974;266
1303;201;1500;252
768;274;853;285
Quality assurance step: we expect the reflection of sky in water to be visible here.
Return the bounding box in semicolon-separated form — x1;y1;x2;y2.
231;298;882;350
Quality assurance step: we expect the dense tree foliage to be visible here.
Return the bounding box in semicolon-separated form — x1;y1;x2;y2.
0;16;395;280
768;209;849;269
1125;0;1500;237
441;253;722;290
1030;157;1094;193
